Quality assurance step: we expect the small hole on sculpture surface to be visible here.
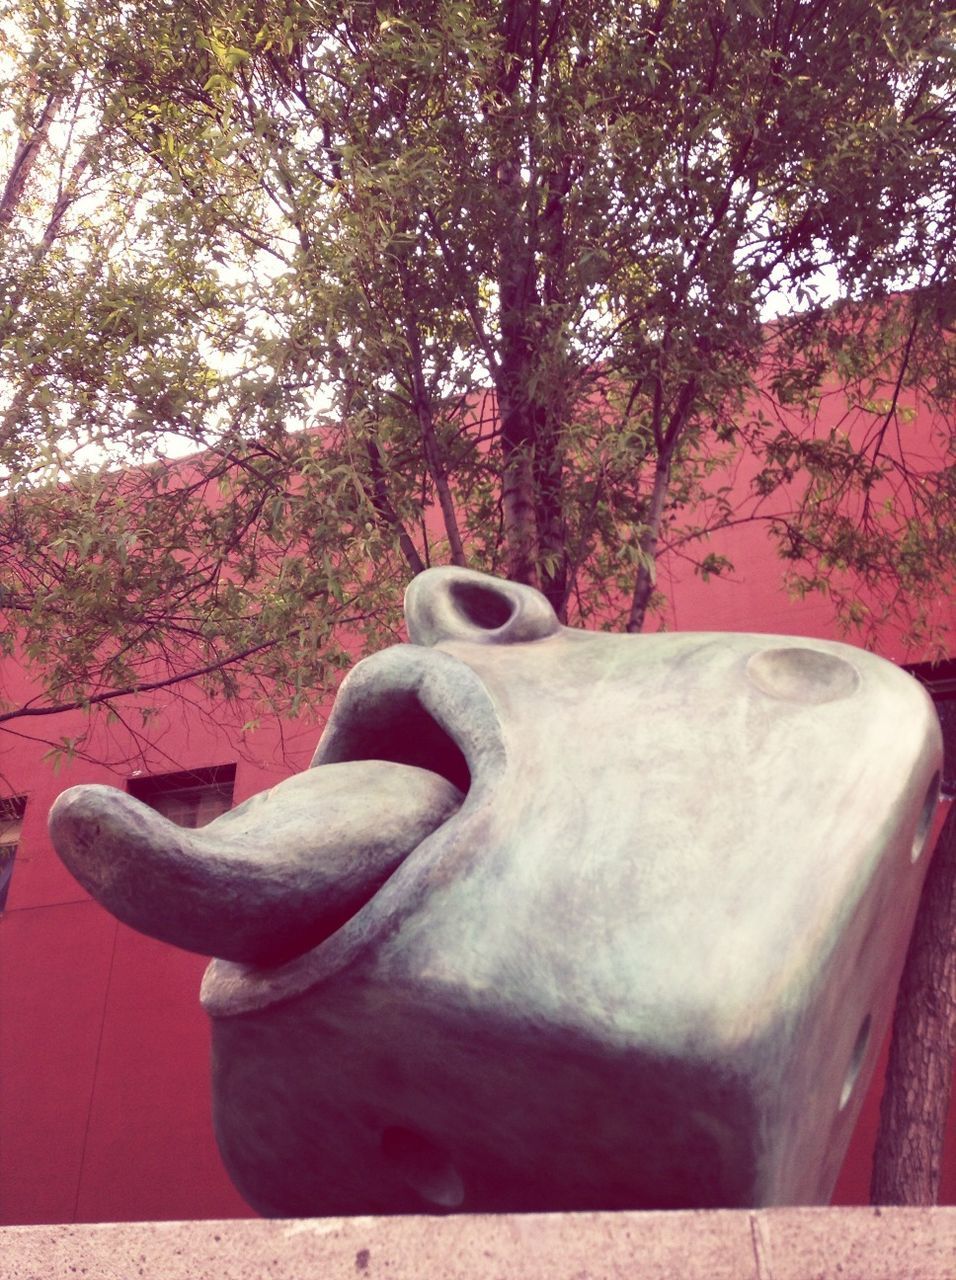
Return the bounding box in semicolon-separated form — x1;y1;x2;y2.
839;1014;872;1111
380;1126;465;1208
911;772;940;862
449;581;515;631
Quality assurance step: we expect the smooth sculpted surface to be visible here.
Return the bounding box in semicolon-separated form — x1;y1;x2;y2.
51;763;462;966
49;568;944;1215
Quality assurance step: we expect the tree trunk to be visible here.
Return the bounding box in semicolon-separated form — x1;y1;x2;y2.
397;287;466;568
626;454;672;633
364;438;426;576
870;799;956;1203
496;193;541;587
533;409;568;617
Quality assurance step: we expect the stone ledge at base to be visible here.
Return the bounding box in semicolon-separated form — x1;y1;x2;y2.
3;1207;954;1280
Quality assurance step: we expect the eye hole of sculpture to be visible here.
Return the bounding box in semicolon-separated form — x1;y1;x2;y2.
911;772;940;862
326;689;471;795
449;580;515;630
380;1126;465;1208
838;1013;872;1111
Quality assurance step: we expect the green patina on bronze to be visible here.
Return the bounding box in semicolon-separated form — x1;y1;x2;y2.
50;568;942;1215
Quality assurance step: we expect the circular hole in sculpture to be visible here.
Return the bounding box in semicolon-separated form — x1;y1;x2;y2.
380;1126;465;1208
449;581;515;631
745;647;861;703
911;772;940;863
839;1014;872;1111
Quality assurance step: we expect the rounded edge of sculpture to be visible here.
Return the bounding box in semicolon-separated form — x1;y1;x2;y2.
911;770;941;862
838;1013;873;1111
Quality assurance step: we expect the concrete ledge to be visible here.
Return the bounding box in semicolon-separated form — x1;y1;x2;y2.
3;1208;955;1280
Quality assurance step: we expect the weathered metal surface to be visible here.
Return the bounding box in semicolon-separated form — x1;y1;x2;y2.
50;568;943;1215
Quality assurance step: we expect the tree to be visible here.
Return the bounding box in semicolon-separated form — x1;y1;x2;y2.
0;0;954;1199
1;1;952;717
872;797;956;1204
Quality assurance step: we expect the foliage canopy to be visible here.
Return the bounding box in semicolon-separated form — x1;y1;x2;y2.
0;0;954;744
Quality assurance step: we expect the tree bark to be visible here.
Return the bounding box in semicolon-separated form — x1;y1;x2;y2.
492;3;542;589
364;438;426;576
397;286;466;568
496;155;540;589
870;798;956;1203
36;133;96;254
532;408;568;616
0;90;64;230
625;453;672;633
625;374;700;633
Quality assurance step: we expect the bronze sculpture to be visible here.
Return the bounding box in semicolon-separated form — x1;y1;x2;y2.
50;568;942;1214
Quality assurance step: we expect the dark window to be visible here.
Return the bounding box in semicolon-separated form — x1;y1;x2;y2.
0;795;27;913
905;658;956;799
127;764;236;829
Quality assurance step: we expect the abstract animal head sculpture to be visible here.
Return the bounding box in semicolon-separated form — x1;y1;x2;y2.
50;568;942;1215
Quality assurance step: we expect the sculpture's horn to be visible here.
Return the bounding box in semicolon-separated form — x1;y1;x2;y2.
49;761;463;966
